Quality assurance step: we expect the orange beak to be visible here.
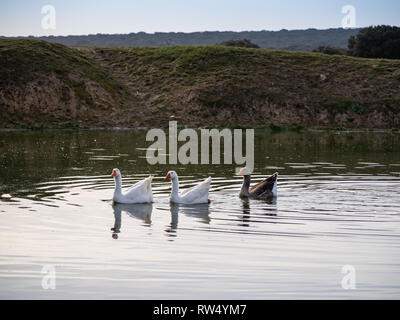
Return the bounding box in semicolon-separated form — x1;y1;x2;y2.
111;170;117;177
165;173;171;179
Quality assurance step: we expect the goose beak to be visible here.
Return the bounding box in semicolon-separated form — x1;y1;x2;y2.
111;170;117;177
165;173;171;180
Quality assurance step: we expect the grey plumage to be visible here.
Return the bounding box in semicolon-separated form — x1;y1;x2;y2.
239;172;278;199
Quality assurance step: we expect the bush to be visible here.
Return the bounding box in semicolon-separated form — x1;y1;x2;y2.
348;25;400;59
218;39;260;48
312;46;347;55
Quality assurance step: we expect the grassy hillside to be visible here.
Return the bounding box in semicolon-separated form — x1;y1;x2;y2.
1;39;400;129
0;39;130;127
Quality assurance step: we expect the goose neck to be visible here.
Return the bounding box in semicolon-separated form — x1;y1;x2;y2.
114;176;122;194
171;177;180;196
241;175;251;196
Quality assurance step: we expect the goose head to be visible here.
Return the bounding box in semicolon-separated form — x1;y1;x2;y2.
165;170;178;180
111;168;121;178
237;167;252;176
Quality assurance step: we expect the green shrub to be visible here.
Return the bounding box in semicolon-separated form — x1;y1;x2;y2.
218;39;260;49
312;46;347;55
348;25;400;59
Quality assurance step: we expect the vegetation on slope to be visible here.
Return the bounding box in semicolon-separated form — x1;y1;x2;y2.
1;39;400;129
0;39;124;95
0;39;129;127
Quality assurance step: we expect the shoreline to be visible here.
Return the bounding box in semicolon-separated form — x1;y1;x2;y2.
1;126;399;134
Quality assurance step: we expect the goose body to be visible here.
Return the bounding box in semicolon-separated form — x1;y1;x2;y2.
112;168;153;204
238;168;278;199
165;171;211;204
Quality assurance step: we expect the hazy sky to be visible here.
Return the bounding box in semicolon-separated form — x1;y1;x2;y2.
0;0;399;36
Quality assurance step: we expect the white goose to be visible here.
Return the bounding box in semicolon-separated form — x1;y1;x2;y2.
165;171;212;204
111;168;153;204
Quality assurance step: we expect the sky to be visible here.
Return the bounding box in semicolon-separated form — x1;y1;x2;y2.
0;0;399;36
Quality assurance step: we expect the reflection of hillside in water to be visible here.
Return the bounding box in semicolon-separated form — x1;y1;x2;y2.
1;130;399;201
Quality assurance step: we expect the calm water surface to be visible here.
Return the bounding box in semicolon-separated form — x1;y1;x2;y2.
0;130;399;299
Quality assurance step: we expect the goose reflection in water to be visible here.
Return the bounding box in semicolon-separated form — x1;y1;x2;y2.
111;202;153;239
239;198;251;227
165;203;211;237
239;197;278;228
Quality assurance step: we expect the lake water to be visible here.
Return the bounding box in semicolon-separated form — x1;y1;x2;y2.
0;129;400;299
